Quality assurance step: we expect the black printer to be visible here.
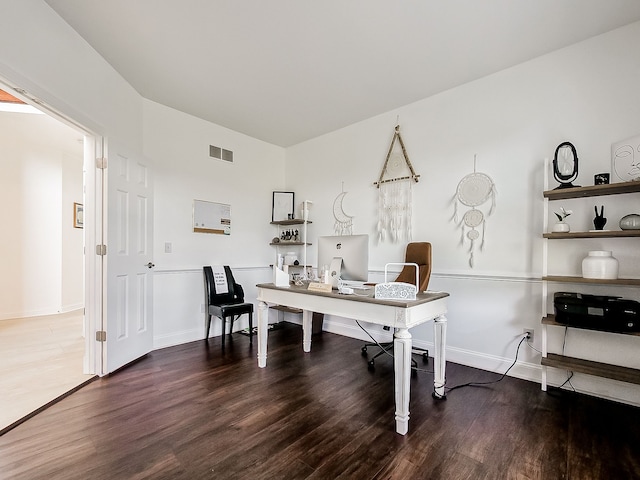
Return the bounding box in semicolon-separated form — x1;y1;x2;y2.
554;292;640;333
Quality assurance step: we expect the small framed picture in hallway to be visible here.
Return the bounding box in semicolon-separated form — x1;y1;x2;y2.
73;202;83;229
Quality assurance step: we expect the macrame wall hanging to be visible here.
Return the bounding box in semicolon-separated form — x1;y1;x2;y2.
374;124;420;243
333;183;354;235
452;155;496;267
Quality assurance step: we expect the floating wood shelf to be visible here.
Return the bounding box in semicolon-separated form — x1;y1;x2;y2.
269;242;311;246
541;353;640;386
270;219;312;226
543;230;640;239
542;276;640;286
542;315;640;337
543;181;640;200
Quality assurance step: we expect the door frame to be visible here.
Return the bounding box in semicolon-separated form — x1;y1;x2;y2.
0;78;104;376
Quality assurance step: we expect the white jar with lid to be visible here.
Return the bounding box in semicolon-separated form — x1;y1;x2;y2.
581;250;619;279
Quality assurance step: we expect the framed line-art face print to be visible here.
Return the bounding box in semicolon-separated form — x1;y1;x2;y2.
272;191;294;222
611;134;640;182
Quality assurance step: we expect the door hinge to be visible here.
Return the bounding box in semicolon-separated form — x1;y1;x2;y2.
96;157;107;169
95;331;107;342
96;244;107;256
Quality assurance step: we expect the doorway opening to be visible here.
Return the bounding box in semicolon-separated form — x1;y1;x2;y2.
0;85;101;433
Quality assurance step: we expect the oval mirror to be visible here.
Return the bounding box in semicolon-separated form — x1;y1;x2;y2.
553;141;580;189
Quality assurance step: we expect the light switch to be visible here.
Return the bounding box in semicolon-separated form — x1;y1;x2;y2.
165;242;172;253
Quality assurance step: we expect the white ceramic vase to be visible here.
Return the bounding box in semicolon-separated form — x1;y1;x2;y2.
581;250;619;279
552;221;570;233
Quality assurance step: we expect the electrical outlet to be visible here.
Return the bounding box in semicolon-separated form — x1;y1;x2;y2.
523;328;534;341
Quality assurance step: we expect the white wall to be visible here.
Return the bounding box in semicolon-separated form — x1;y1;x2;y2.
2;1;638;405
0;1;144;153
143;100;286;347
285;22;640;405
61;149;84;312
0;111;83;319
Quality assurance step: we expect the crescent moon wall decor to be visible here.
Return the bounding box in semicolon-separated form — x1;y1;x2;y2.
333;186;354;235
452;155;496;267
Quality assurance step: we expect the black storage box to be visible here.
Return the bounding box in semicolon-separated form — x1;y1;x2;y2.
554;292;640;333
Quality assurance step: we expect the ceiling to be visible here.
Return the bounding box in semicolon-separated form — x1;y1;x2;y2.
44;0;640;147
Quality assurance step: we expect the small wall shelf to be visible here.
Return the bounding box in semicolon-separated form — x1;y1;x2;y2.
542;276;640;286
270;219;312;226
542;316;640;385
541;353;640;386
269;241;310;246
542;315;640;337
544;181;640;200
543;230;640;239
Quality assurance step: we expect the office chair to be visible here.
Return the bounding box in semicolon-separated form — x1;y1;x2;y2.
203;265;254;347
361;242;432;370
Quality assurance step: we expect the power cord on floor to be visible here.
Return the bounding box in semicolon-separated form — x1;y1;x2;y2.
355;320;434;374
559;371;576;391
445;335;527;393
559;327;576;392
356;324;530;392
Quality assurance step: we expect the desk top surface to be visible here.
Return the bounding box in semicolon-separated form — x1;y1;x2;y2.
256;282;449;308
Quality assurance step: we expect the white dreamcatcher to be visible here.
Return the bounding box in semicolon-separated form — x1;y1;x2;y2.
452;155;496;267
333;183;354;235
374;124;420;243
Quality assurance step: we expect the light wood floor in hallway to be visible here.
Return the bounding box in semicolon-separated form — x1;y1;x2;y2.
0;311;94;432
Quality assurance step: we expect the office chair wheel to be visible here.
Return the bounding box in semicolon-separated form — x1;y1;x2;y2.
361;346;368;355
368;359;375;368
422;352;429;363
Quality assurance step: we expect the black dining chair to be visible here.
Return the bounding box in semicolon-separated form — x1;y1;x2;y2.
203;265;254;347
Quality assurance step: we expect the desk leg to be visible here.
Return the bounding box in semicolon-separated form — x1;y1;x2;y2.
433;314;447;398
394;327;412;435
302;310;312;352
257;301;269;368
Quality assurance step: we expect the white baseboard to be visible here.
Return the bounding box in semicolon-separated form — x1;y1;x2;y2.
320;317;640;407
154;328;203;350
61;303;83;314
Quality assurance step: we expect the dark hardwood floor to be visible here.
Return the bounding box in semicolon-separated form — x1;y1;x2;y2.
0;322;639;480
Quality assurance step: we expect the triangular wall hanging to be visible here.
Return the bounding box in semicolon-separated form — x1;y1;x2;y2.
374;124;421;243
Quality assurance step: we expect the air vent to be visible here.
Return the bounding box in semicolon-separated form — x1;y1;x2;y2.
221;148;233;162
209;145;233;162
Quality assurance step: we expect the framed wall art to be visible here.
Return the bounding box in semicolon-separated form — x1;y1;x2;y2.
611;134;640;182
272;191;294;222
73;202;83;229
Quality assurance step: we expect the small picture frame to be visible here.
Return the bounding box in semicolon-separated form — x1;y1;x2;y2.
73;202;83;229
272;191;295;222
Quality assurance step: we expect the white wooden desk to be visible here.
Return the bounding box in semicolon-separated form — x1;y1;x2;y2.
256;283;449;435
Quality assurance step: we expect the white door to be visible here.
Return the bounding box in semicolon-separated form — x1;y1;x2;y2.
104;140;154;373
